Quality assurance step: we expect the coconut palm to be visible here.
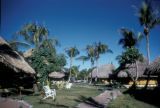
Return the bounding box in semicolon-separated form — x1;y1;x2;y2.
138;0;160;64
94;42;112;82
17;23;48;49
65;46;79;82
118;28;143;86
77;45;95;83
119;28;139;48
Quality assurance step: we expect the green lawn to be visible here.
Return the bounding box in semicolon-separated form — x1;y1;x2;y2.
23;84;102;108
108;94;158;108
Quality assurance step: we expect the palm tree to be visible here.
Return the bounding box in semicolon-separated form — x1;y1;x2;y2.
65;46;80;82
40;38;59;56
138;0;160;64
17;23;48;49
94;42;112;82
118;28;143;87
119;28;138;48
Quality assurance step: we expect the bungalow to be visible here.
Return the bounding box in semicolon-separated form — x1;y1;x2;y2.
0;37;36;89
116;60;157;87
144;57;160;86
89;64;115;84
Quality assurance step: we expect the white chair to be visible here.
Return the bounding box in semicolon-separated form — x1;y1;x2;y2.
65;83;72;89
43;85;56;100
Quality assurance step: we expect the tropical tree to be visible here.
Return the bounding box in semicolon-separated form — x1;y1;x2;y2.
71;65;80;79
119;28;139;48
116;47;143;86
94;42;112;82
117;28;143;86
138;0;160;64
65;46;80;82
17;23;48;49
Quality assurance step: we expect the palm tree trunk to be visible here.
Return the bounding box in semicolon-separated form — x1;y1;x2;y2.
89;64;94;84
145;33;151;89
95;59;98;82
146;34;150;65
68;57;73;82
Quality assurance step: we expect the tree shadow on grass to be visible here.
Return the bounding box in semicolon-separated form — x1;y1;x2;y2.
124;86;160;107
39;99;69;108
75;95;105;108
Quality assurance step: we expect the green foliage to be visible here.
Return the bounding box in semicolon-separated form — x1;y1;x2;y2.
119;28;138;48
116;47;143;66
17;23;48;48
65;46;80;58
71;66;80;77
77;69;88;80
28;47;66;85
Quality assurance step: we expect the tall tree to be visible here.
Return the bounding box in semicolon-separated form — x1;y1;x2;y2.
138;0;160;64
86;45;96;83
65;46;79;82
118;28;143;86
17;23;48;49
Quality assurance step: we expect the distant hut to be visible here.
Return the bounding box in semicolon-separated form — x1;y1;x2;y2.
89;64;115;83
0;37;36;88
49;72;66;81
145;57;160;76
116;60;157;87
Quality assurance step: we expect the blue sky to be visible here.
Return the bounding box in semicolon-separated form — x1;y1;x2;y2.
1;0;160;70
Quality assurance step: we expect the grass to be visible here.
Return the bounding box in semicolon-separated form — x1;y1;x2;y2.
22;84;102;108
108;94;158;108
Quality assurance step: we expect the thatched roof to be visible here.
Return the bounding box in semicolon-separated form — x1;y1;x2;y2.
117;60;148;78
89;64;115;78
49;72;65;78
0;37;35;74
23;48;34;58
145;57;160;75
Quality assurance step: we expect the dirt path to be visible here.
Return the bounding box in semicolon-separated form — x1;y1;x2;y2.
77;89;122;108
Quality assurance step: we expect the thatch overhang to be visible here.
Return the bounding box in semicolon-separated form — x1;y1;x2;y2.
0;37;35;75
49;72;65;79
23;48;34;58
89;64;115;78
144;57;160;76
117;60;148;78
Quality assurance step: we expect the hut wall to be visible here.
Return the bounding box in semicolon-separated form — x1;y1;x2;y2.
0;63;35;89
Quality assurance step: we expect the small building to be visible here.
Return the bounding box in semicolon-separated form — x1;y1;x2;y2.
116;60;157;87
89;64;115;83
0;37;36;89
49;71;66;81
145;57;160;86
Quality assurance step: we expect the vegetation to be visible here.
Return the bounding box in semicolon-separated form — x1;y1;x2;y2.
17;23;48;48
23;85;101;108
65;46;80;81
28;48;66;85
117;28;143;84
138;0;160;64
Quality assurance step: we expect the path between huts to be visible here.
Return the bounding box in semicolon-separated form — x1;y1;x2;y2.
77;89;122;108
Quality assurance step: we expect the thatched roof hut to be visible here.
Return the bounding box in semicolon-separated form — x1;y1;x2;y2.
0;37;35;74
49;72;65;79
117;60;148;78
89;64;115;78
0;37;35;88
145;57;160;75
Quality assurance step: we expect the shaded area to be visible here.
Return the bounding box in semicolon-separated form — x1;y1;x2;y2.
75;96;105;108
124;87;160;107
